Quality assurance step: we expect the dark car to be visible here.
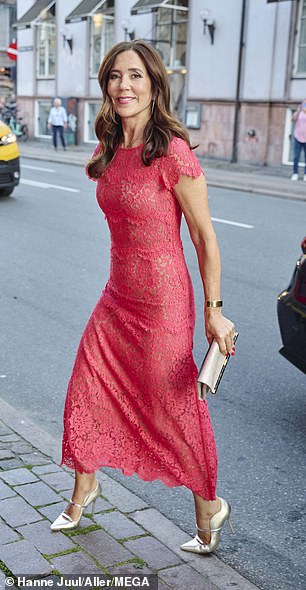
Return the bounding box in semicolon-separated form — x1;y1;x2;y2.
277;238;306;374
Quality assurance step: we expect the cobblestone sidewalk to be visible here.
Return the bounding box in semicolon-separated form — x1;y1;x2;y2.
0;410;260;590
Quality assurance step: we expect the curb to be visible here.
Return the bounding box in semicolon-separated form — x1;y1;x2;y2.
0;396;260;590
206;180;306;202
18;146;306;202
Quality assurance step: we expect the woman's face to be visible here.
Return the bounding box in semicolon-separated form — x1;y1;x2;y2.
107;50;152;123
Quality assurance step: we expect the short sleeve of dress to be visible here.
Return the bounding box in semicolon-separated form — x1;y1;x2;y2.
85;143;101;182
161;137;203;191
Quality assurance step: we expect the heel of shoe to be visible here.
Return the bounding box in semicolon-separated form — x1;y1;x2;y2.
227;517;235;534
91;498;97;515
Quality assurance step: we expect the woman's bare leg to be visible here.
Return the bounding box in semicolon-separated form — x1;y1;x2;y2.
63;471;98;520
193;493;221;544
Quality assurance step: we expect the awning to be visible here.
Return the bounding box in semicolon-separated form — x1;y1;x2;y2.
131;0;188;16
65;0;114;24
14;0;55;29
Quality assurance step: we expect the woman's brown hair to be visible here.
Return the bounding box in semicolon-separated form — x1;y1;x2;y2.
87;40;191;179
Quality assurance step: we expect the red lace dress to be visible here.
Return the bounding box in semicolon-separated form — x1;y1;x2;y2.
61;137;217;500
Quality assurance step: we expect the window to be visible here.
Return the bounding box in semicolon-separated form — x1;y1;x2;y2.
0;4;17;49
91;13;114;76
85;102;101;142
155;7;187;67
36;4;56;78
297;0;306;74
36;100;52;137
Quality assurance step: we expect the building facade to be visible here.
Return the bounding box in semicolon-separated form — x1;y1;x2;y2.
14;0;306;166
0;0;17;99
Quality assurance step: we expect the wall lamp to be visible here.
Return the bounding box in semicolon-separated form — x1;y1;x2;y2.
200;10;215;45
62;33;73;54
121;20;135;41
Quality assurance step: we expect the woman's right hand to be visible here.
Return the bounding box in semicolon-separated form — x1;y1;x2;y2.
205;310;236;356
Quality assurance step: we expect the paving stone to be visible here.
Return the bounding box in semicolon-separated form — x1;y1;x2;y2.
107;563;153;576
11;442;35;454
131;508;191;560
75;529;133;567
0;539;53;576
159;564;218;590
0;569;7;589
17;520;76;555
124;536;181;570
0;496;43;527
190;557;260;590
0;434;21;443
38;502;93;530
0;479;16;500
0;449;15;460
98;474;148;512
15;481;60;506
0;467;38;486
52;551;103;575
187;553;230;578
156;580;173;590
39;471;74;492
91;496;113;513
32;464;62;476
0;518;20;544
95;510;145;539
0;457;24;470
20;452;52;466
0;422;13;435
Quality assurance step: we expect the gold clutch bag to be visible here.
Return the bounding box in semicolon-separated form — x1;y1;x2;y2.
196;333;238;400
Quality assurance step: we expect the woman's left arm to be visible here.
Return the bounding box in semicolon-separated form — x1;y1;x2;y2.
174;172;235;356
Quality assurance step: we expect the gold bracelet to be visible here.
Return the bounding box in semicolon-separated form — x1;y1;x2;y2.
206;300;223;308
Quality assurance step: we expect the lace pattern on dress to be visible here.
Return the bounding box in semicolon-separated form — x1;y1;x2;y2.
61;136;217;500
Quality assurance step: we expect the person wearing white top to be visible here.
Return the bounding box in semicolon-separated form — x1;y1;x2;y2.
48;98;67;150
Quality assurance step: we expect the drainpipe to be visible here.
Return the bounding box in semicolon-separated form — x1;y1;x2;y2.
263;1;279;166
231;0;247;163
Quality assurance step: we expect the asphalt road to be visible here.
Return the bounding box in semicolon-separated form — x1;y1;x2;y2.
1;158;305;590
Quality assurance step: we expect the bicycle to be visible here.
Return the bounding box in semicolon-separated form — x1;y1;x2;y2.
2;104;29;141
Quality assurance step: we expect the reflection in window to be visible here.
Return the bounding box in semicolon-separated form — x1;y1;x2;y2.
87;102;101;141
37;101;51;136
155;7;188;68
297;0;306;74
91;13;115;76
37;22;56;78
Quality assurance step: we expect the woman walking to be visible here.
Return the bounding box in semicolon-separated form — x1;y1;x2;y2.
51;40;236;554
291;99;306;181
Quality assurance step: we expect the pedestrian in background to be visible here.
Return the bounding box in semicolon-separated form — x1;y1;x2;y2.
291;99;306;181
48;98;67;151
50;40;236;556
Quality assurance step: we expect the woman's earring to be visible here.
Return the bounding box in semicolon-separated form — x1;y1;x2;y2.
151;98;156;114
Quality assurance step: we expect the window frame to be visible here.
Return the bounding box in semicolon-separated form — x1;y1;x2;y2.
293;0;306;77
84;101;101;142
154;7;188;68
36;21;56;79
35;99;52;138
89;13;115;77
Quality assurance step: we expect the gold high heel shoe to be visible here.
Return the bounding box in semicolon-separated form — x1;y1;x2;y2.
50;481;101;531
180;497;234;554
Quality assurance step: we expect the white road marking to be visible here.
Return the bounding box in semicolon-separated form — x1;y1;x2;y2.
22;164;55;173
211;217;254;229
20;179;80;193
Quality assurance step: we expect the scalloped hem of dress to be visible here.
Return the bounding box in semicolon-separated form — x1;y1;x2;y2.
60;458;216;500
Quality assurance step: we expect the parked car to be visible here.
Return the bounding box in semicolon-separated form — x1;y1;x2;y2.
0;119;20;197
277;237;306;374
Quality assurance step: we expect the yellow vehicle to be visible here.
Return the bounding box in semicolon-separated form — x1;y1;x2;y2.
0;119;20;197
